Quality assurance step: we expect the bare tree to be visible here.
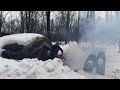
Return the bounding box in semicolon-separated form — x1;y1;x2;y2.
26;11;31;33
20;11;25;33
76;11;80;43
46;11;51;41
87;11;90;21
90;11;95;25
0;11;3;33
24;11;37;33
106;11;109;23
0;11;9;33
65;11;70;44
39;11;46;34
116;11;119;23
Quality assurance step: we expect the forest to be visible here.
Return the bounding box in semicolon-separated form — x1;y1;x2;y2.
1;11;119;44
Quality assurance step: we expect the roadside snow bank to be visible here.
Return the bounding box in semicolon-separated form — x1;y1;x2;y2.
0;57;85;79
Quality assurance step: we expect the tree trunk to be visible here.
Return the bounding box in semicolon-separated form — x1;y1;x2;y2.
65;11;70;44
116;11;119;23
90;11;95;25
87;11;90;19
28;11;31;33
20;11;24;33
46;11;51;41
89;11;95;45
0;11;3;33
25;11;28;33
25;11;31;33
106;11;108;23
30;11;34;33
76;11;80;43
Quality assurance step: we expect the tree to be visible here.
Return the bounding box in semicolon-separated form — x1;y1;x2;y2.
20;11;25;33
39;11;46;34
0;11;3;33
90;11;95;26
0;11;9;33
76;11;80;43
23;11;38;33
59;11;67;42
46;11;51;41
116;11;119;24
25;11;31;33
106;11;109;23
65;11;70;44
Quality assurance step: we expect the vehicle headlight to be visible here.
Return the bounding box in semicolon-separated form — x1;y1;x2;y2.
57;50;62;56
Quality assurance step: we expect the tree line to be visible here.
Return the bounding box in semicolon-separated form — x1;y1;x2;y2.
0;11;119;44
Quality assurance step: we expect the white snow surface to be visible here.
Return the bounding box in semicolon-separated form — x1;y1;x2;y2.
0;33;120;79
0;57;85;79
0;33;44;46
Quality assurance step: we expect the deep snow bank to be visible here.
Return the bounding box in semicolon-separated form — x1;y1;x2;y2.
0;57;85;79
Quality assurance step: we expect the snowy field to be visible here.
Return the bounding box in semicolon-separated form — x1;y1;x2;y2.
0;34;120;79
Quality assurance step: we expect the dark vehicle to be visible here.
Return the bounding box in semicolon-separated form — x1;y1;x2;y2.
0;33;63;61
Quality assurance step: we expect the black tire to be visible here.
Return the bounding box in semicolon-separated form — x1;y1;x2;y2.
95;51;105;75
83;54;96;72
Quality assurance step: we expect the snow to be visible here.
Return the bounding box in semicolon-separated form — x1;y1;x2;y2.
62;42;120;79
0;33;120;79
0;57;85;79
0;33;44;46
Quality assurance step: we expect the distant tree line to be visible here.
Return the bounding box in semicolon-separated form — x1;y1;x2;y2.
0;11;119;44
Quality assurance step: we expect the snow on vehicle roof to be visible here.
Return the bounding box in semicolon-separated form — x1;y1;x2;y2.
0;33;45;54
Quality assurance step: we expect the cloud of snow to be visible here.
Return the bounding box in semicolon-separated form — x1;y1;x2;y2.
61;42;120;79
80;17;120;45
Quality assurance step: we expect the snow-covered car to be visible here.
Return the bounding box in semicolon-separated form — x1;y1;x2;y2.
0;33;63;61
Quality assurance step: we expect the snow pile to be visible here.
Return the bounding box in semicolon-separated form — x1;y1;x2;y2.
0;33;44;46
0;57;85;79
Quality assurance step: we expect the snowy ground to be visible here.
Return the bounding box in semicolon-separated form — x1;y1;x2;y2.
62;42;120;79
0;57;86;79
0;33;120;79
